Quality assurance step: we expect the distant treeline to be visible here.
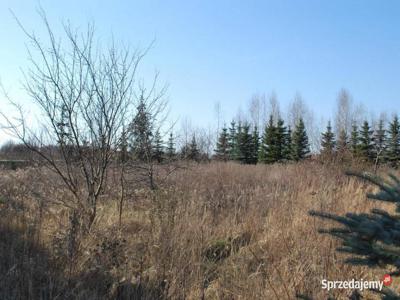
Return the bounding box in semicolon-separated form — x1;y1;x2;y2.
2;98;399;168
214;114;400;167
2;113;400;170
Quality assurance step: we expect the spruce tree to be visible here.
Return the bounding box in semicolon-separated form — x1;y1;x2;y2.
130;97;153;161
259;115;277;164
215;126;230;161
292;118;310;161
237;123;253;164
57;104;70;146
359;120;374;161
258;125;267;163
387;116;400;167
166;132;176;160
251;126;260;164
152;130;164;163
310;172;400;299
283;125;293;161
236;122;243;162
228;120;237;160
188;135;200;161
373;119;386;166
275;118;287;161
320;121;335;157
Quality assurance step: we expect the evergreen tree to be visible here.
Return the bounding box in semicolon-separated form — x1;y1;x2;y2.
259;115;277;163
359;120;374;161
283;126;293;161
292;118;310;161
387;116;400;167
373;119;386;165
350;123;361;159
258;126;267;163
215;126;230;161
235;122;243;162
57;104;70;146
237;123;253;164
166;132;176;159
188;134;200;161
228;120;237;160
320;121;335;157
250;125;260;164
310;172;400;299
275;118;287;161
130;97;153;161
152;130;164;163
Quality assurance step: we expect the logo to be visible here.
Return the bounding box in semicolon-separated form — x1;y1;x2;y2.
382;274;392;287
321;279;383;291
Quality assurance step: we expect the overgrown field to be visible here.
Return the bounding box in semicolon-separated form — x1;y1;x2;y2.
0;162;394;299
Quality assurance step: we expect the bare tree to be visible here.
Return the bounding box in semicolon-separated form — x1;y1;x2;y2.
287;92;307;130
214;101;222;135
268;91;281;123
287;93;320;152
0;11;151;229
248;94;261;129
352;102;367;127
334;89;353;136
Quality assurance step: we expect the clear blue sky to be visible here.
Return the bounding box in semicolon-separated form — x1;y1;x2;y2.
1;0;400;139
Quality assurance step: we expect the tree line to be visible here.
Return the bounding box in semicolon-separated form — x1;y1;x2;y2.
214;116;309;164
320;116;400;168
115;101;400;169
212;114;400;167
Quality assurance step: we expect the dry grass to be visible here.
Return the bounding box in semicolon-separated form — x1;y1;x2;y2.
0;161;396;299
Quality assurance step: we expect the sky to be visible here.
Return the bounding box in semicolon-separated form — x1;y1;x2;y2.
1;0;400;143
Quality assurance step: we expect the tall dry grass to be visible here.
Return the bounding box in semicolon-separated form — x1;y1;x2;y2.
0;161;395;299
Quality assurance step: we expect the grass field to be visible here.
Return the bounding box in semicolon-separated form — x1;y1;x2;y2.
0;161;394;299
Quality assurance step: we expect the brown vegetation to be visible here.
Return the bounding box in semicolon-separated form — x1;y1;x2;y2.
0;161;394;299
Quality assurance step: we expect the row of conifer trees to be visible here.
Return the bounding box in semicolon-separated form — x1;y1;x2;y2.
122;95;400;166
319;116;400;166
215;115;400;166
215;116;310;164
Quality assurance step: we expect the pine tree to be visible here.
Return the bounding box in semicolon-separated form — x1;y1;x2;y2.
251;126;260;164
283;126;293;161
130;97;153;161
215;126;230;161
310;172;400;299
258;126;267;163
188;134;200;161
237;123;253;164
359;120;374;161
235;122;243;162
275;118;287;161
152;130;164;163
320;121;335;157
387;116;400;167
228;120;237;161
350;123;361;159
166;132;176;159
292;118;310;161
57;104;70;146
259;115;277;164
373;119;386;166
